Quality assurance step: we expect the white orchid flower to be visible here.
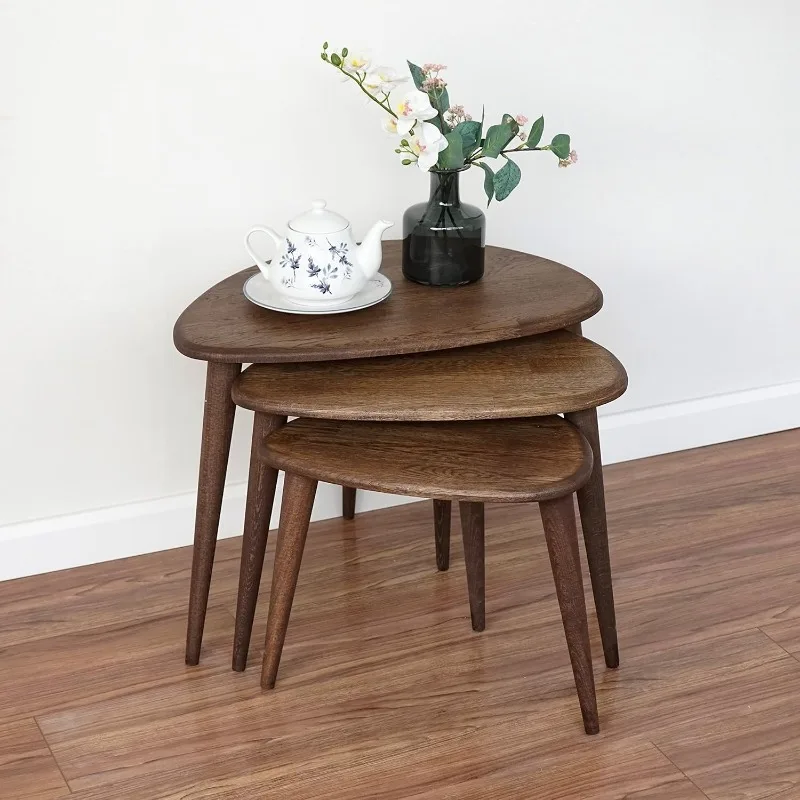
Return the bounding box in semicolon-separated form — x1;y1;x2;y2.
410;121;448;172
342;51;371;75
364;66;408;94
382;116;399;134
393;89;438;136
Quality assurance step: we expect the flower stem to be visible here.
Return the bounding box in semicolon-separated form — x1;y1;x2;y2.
331;62;397;118
466;144;547;165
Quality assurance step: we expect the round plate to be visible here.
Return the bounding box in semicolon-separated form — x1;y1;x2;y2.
243;273;392;315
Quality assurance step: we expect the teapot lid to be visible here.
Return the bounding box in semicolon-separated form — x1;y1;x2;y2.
289;199;349;234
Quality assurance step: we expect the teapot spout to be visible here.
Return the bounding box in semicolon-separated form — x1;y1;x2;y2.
355;219;394;279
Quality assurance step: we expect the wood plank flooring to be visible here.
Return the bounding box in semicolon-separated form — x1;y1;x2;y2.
1;429;799;799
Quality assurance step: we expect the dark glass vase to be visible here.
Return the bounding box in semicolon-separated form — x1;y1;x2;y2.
402;167;486;286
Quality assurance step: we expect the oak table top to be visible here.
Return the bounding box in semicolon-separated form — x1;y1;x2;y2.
260;417;593;503
233;330;628;421
173;242;602;363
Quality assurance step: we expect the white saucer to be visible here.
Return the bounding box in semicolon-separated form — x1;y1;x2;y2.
243;273;392;315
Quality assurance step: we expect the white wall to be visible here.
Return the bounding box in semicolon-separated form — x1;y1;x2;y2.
2;0;799;579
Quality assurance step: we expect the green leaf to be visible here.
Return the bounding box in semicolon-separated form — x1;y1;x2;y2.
430;87;449;113
550;133;571;159
476;162;495;205
452;120;482;156
501;113;521;135
407;61;426;90
330;53;341;67
481;122;515;158
527;116;544;148
494;157;521;201
437;130;464;169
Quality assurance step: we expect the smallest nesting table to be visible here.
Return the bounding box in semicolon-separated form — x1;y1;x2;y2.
257;415;600;733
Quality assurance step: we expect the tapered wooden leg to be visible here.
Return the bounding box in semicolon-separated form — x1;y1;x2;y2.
540;494;599;735
459;501;485;632
185;361;240;666
342;486;356;520
261;472;318;689
232;412;287;671
433;499;452;571
566;407;619;669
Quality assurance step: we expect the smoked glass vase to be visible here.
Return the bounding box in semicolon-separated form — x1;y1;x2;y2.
402;167;486;286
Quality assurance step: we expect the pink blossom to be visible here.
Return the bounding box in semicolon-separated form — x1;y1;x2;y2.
444;104;472;128
422;63;447;74
558;150;579;168
421;76;447;92
515;114;529;126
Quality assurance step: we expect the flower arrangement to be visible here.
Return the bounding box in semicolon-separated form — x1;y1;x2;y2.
320;43;577;205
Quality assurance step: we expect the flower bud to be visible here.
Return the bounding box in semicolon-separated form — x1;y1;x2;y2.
341;47;349;57
395;148;401;153
401;159;412;165
322;41;328;50
400;139;409;147
330;53;341;66
321;53;328;61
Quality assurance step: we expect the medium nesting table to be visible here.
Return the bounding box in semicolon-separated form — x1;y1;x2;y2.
231;330;627;678
173;242;606;666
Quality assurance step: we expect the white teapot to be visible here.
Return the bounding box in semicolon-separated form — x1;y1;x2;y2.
245;200;394;309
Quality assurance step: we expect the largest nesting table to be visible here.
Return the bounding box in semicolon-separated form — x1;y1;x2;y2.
173;242;607;666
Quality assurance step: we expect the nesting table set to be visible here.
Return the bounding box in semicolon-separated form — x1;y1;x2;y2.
173;242;627;735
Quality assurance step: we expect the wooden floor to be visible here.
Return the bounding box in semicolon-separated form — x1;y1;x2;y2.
1;430;800;799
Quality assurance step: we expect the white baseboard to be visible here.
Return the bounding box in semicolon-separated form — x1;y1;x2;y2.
2;379;799;582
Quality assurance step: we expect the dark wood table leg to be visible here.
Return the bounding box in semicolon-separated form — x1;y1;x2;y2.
459;501;485;632
539;494;599;735
185;361;240;666
565;406;619;669
261;472;318;689
232;412;287;671
433;499;451;571
342;486;356;519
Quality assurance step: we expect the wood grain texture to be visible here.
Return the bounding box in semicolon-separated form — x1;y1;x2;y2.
540;494;599;734
4;429;800;798
185;360;240;666
566;406;619;668
259;417;593;503
342;486;356;520
0;719;69;799
232;330;627;420
459;501;485;632
433;499;451;571
261;473;318;690
173;244;603;363
232;412;286;672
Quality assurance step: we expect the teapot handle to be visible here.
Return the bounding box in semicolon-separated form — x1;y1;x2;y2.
244;226;281;280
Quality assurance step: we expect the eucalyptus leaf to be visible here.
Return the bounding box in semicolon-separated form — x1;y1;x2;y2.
453;120;481;156
476;162;495;205
481;123;515;158
438;131;464;170
431;87;450;117
501;113;521;135
527;116;544;148
550;133;571;159
407;61;426;90
494;157;521;201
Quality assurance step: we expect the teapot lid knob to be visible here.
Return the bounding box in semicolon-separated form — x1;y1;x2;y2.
311;199;327;211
